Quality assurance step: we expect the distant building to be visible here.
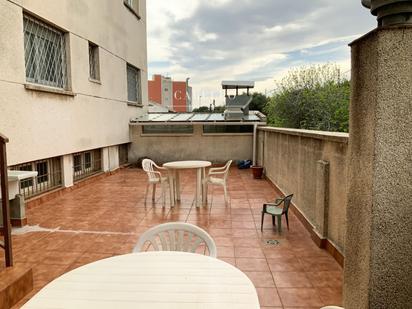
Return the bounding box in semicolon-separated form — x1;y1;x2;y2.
148;75;192;112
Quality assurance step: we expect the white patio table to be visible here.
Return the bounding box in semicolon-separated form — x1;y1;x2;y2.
22;251;260;309
163;160;211;207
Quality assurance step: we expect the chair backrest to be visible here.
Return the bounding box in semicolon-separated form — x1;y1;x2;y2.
282;194;293;214
142;159;160;182
133;222;217;258
222;160;232;180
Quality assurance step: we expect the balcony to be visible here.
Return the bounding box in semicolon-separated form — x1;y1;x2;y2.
2;164;342;308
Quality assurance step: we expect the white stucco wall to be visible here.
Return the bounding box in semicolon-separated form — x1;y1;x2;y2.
0;0;148;165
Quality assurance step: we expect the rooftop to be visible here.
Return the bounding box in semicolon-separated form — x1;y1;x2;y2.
131;111;266;124
5;168;342;308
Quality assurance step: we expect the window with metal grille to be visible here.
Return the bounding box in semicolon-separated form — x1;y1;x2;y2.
10;157;62;199
23;14;68;89
88;42;100;81
73;149;102;182
127;64;141;103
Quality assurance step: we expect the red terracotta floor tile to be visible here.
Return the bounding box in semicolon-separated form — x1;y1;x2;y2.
316;286;343;306
256;287;282;307
305;271;343;288
277;288;324;307
11;168;343;307
272;271;312;288
267;258;304;272
234;247;265;258
244;271;275;287
236;258;270;272
216;246;235;258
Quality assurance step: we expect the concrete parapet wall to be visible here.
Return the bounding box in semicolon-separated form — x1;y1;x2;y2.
129;125;253;164
257;127;349;253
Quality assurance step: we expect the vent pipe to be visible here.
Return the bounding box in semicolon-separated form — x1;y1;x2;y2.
362;0;412;26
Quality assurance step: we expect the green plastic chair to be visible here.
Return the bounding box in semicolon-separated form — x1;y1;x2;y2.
260;194;293;233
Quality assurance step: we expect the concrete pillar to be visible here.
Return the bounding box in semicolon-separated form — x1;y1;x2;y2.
344;27;412;309
313;160;329;243
62;154;73;188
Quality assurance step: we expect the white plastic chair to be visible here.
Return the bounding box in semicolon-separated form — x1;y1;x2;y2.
133;222;217;258
203;160;232;204
142;159;171;207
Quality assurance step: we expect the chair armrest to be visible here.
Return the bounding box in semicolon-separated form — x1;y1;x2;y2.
208;170;227;176
151;171;162;177
209;166;226;172
265;200;283;207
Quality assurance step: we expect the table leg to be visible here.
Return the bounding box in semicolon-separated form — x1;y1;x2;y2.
175;170;181;201
168;171;175;207
202;167;207;205
196;168;201;207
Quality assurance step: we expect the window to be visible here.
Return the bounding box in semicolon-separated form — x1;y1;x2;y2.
119;144;129;165
88;42;100;81
73;154;82;172
203;125;254;134
36;161;49;184
84;152;92;169
10;157;62;199
23;14;68;89
127;64;141;103
73;149;102;182
18;164;33;189
124;0;140;17
142;125;194;135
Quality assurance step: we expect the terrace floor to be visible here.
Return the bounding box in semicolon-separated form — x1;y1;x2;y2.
4;167;342;308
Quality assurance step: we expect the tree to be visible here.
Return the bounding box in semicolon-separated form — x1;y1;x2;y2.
264;64;350;132
249;92;269;113
213;105;225;113
192;106;210;113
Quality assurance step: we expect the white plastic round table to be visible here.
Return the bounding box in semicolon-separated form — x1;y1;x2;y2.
163;160;211;207
22;252;260;309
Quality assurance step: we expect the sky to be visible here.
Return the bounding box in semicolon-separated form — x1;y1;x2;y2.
146;0;376;107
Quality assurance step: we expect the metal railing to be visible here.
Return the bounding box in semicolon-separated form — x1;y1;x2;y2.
10;157;63;199
0;133;13;267
73;149;102;182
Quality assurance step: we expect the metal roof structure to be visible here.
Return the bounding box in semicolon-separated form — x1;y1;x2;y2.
130;111;266;125
221;81;255;89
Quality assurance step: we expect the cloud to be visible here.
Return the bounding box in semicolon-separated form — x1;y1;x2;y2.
147;0;376;107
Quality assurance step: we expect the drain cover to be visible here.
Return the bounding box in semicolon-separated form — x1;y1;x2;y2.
264;239;280;246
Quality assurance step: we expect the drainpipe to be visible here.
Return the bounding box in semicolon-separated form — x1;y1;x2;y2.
252;124;257;166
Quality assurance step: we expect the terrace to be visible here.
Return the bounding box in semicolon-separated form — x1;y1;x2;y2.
1;1;411;309
3;167;342;308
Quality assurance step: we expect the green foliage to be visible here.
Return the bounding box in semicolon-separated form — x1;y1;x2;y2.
213;105;226;113
265;64;350;132
249;92;269;113
192;106;210;113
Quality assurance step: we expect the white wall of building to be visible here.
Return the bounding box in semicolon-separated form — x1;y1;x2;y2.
161;77;173;110
0;0;148;166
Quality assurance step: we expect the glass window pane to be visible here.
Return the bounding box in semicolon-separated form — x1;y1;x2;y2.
142;125;194;134
203;125;254;134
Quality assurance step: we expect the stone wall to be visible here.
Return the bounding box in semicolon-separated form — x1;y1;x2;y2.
257;127;349;253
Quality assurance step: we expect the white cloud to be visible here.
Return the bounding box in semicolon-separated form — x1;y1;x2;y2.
147;0;375;107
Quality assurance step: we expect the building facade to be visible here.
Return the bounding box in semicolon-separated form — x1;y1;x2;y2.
0;0;148;199
148;74;192;112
